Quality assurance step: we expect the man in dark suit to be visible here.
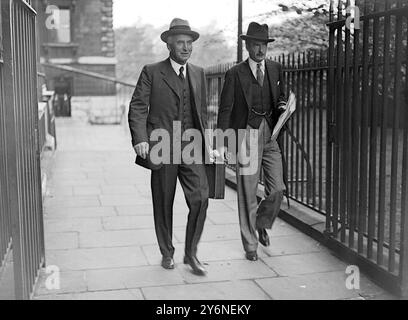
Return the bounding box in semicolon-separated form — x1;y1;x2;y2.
217;22;287;261
128;18;210;275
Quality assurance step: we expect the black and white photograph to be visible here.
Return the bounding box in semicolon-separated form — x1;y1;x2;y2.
0;0;407;304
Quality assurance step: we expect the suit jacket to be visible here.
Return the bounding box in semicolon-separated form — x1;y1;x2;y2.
217;59;287;132
216;59;289;191
128;58;210;170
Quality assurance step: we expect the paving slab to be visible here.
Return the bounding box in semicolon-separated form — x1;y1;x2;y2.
45;218;103;233
104;178;150;186
115;205;154;216
207;200;236;213
44;196;101;208
255;271;386;300
50;178;106;187
261;252;348;277
197;240;268;262
101;185;139;195
174;224;242;243
102;214;193;231
48;186;73;197
45;232;79;250
178;259;278;284
0;259;14;300
51;172;88;180
207;211;240;225
142;243;186;266
268;220;303;237
35;270;87;296
44;206;116;218
35;289;144;300
142;280;271;300
260;234;323;256
86;266;185;291
73;186;102;196
99;195;152;206
46;246;148;271
79;229;159;248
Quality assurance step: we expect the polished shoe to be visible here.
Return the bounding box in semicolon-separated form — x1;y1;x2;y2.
161;257;175;270
245;251;258;261
258;228;270;247
184;256;207;276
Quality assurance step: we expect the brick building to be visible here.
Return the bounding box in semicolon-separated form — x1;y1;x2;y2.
35;0;119;123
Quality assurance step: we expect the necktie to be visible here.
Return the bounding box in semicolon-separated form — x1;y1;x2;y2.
256;63;264;86
179;66;185;81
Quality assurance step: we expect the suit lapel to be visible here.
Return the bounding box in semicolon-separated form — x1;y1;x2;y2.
160;59;180;100
187;63;201;115
237;60;253;110
265;61;277;106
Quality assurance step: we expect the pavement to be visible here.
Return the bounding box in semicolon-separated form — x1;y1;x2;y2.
32;118;396;300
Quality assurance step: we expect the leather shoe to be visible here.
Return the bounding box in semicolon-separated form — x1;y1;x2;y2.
258;228;270;247
184;256;207;276
245;251;258;261
161;257;175;270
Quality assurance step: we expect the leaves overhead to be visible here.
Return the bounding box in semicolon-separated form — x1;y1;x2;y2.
115;0;330;82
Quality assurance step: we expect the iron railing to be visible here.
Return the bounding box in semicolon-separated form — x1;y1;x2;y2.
278;52;328;214
37;71;57;152
205;55;328;214
41;63;134;126
0;0;45;299
205;0;408;297
327;0;408;295
0;2;12;281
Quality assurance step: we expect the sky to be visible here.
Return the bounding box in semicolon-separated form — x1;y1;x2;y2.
112;0;284;30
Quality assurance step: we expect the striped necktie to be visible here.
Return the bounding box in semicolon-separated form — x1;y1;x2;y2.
179;66;185;81
256;63;264;86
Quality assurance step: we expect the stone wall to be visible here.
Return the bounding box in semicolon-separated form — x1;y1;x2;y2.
71;96;123;124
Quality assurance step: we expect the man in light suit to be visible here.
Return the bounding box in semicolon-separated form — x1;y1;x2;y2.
128;18;210;275
217;22;287;261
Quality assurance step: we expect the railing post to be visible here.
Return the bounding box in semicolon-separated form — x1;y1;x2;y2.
400;24;408;298
1;0;25;300
401;145;408;297
237;0;243;63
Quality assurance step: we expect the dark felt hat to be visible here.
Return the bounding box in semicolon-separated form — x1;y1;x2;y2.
240;22;275;43
161;18;200;43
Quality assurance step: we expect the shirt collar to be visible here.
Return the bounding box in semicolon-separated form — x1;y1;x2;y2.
169;57;187;77
248;57;265;73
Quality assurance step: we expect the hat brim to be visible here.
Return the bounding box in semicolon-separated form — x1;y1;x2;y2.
161;30;200;43
240;35;275;43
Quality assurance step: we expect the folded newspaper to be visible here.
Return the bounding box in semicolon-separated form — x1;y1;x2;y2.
271;91;297;141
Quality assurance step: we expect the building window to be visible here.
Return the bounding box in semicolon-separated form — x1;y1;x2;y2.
51;8;71;43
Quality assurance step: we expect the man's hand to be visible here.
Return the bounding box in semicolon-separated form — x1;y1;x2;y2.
217;146;230;163
208;148;220;164
134;142;149;159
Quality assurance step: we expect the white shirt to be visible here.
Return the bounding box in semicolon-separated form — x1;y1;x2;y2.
248;58;265;80
169;58;187;78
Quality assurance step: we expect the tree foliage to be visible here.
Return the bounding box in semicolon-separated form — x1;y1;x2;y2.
115;23;235;84
115;1;332;82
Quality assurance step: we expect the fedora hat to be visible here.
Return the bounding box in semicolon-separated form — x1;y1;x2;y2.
240;22;275;43
160;18;200;43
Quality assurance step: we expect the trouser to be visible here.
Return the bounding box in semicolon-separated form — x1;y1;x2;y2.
236;118;286;253
151;163;209;258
